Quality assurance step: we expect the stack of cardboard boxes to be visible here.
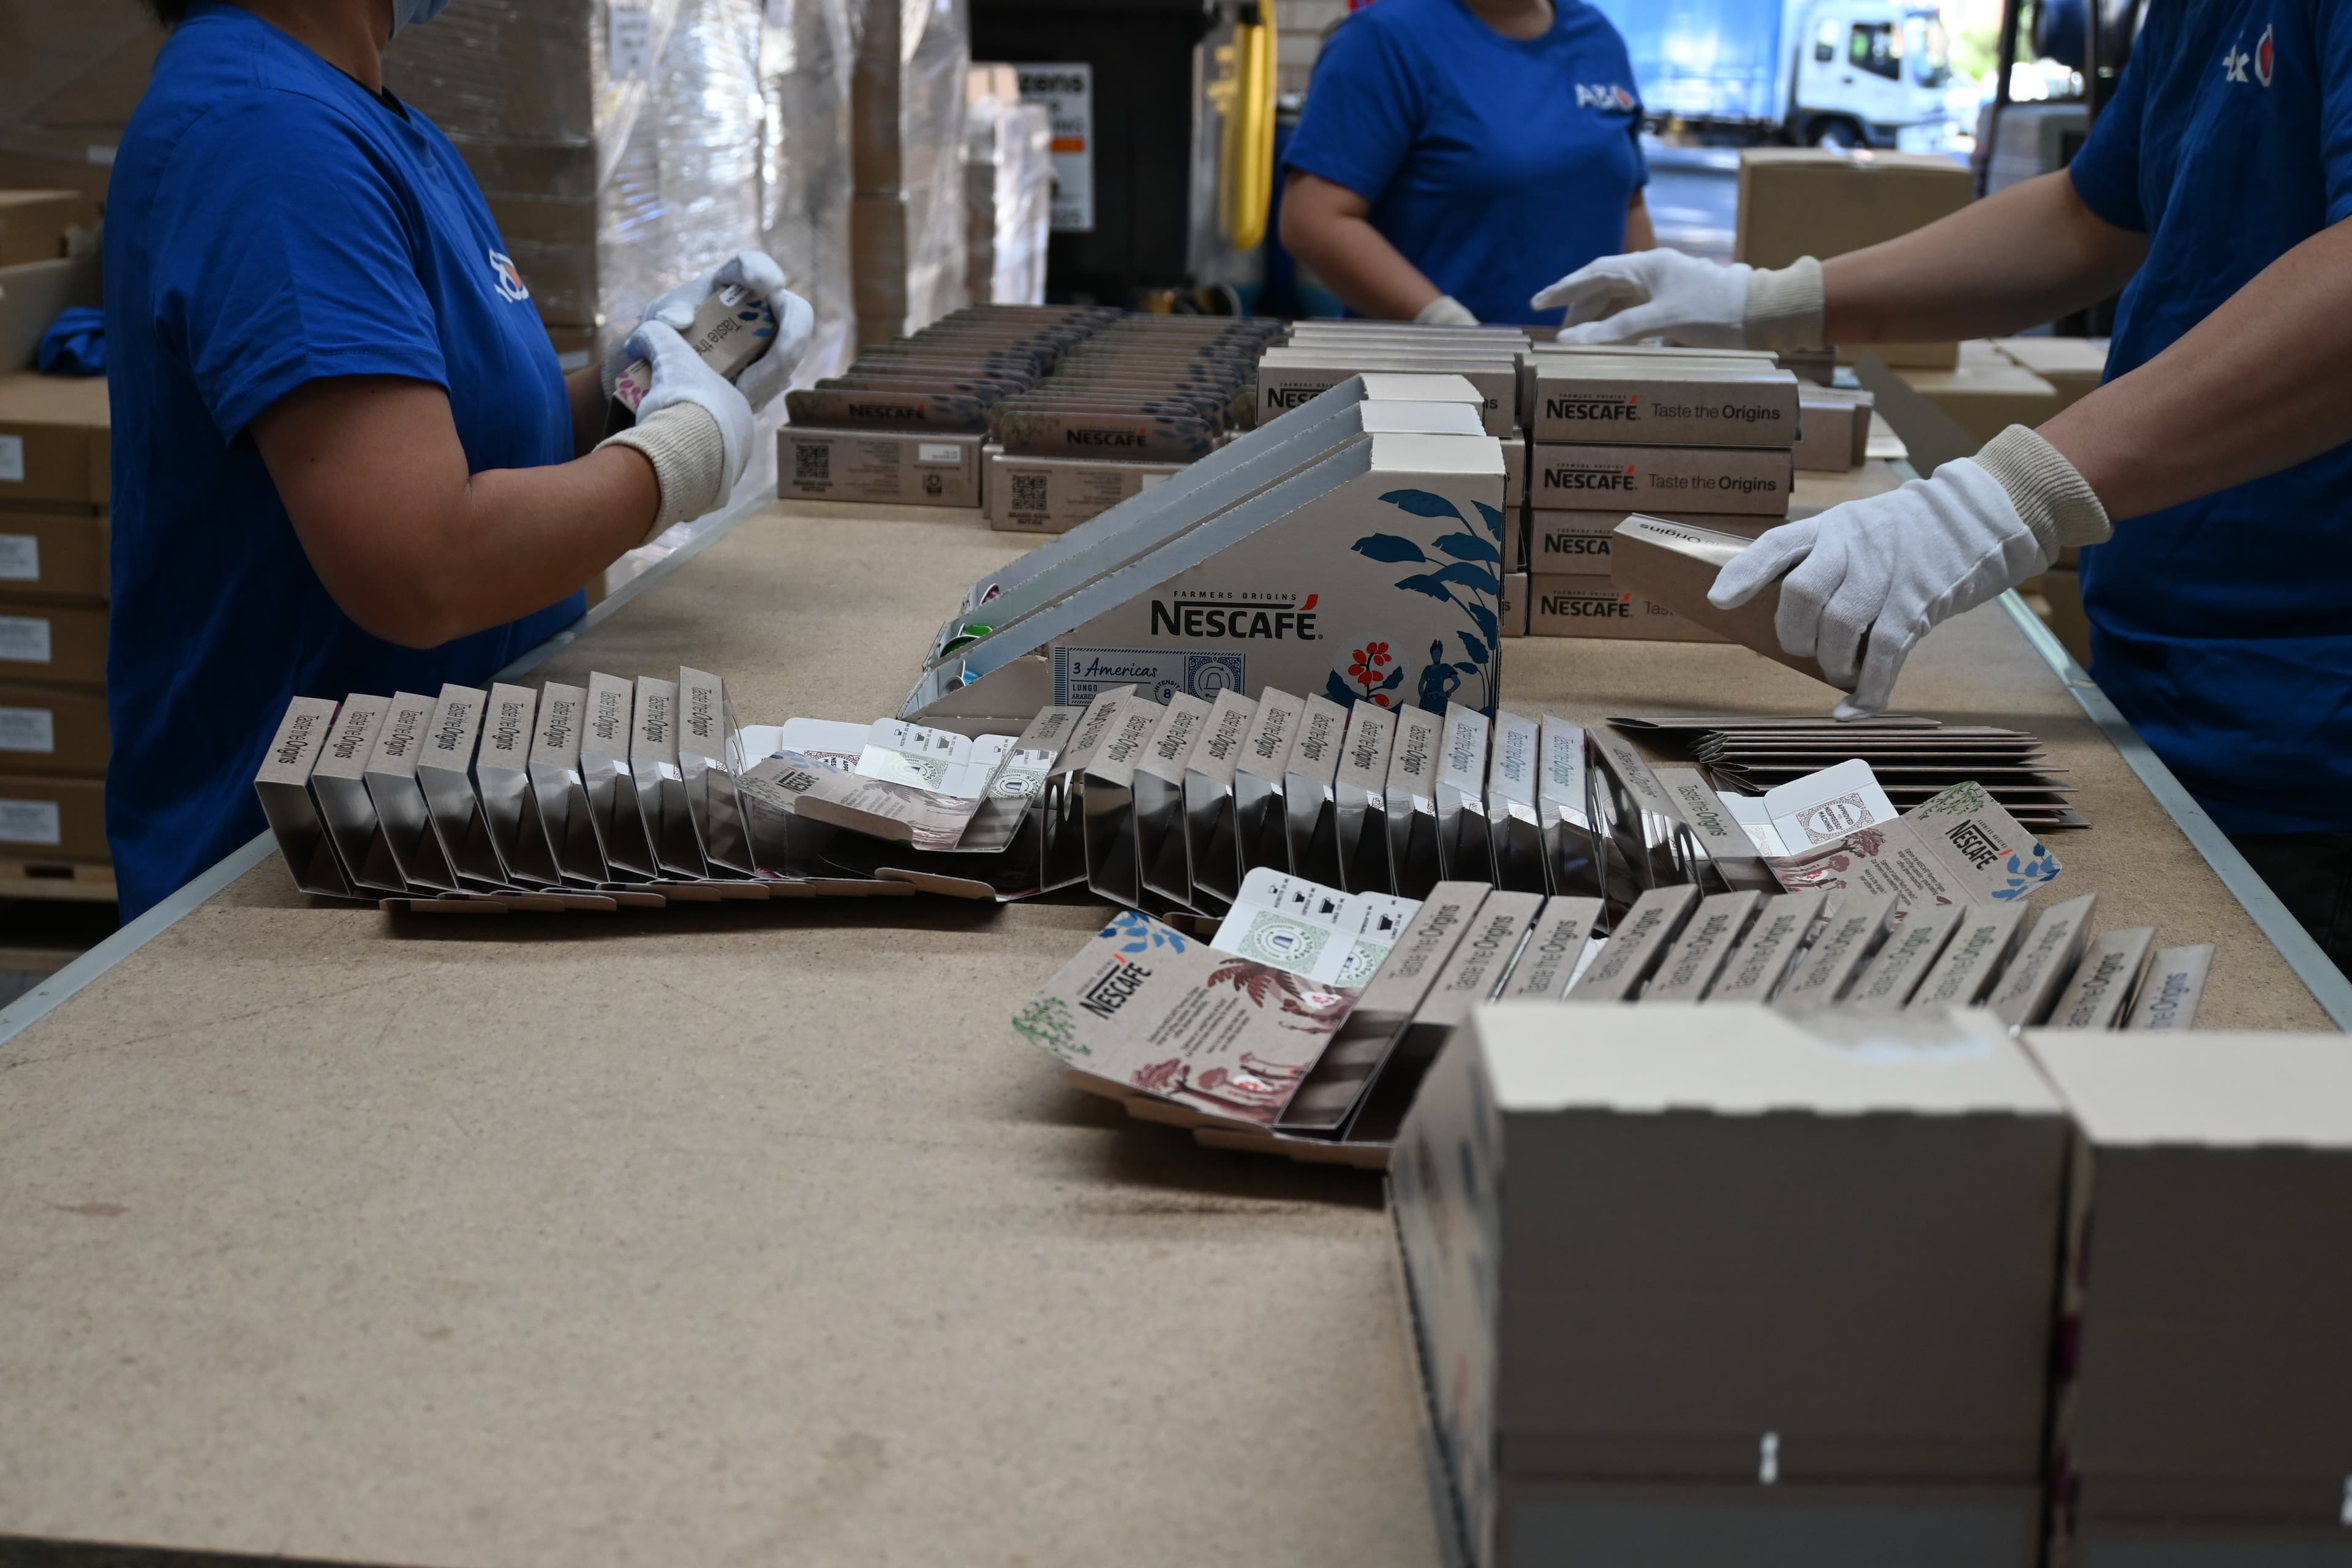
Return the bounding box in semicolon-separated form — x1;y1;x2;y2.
1521;350;1801;641
850;0;973;347
0;367;111;894
1735;146;1975;371
1396;1009;2352;1567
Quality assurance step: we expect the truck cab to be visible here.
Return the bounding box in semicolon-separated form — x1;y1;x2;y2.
1792;1;1953;149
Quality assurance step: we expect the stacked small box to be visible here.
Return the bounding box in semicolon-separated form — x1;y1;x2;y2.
0;369;112;893
1524;349;1800;640
1395;1003;2073;1567
2027;1030;2352;1566
1260;322;1532;620
780;306;1282;515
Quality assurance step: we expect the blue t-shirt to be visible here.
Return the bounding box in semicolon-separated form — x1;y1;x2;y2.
105;3;583;917
1282;0;1648;326
2066;0;2352;835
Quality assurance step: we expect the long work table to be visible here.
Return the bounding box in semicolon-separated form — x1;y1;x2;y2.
1;469;2340;1568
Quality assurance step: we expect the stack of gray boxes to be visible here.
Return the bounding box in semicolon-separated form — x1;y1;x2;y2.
1521;346;1800;641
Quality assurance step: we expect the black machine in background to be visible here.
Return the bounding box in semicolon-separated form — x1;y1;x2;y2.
971;0;1270;309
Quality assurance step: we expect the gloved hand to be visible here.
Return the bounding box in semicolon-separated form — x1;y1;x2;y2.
1709;425;2112;718
602;251;816;414
596;320;755;543
1532;250;1825;351
1415;293;1480;326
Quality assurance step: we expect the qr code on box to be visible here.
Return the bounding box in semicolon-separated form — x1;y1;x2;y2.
1009;473;1049;513
793;442;830;481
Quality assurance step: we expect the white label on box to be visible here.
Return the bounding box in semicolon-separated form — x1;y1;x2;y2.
0;535;36;581
0;707;56;753
1018;62;1095;233
0;798;61;846
0;435;23;484
0;616;51;663
608;2;654;78
1139;472;1169;489
917;442;961;465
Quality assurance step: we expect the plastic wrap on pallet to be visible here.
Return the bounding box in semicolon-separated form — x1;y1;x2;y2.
759;0;864;390
386;0;841;365
851;0;970;341
963;97;1051;307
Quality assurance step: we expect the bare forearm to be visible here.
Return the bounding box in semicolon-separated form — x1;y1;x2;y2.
1623;191;1656;252
1281;179;1442;320
256;377;657;649
565;364;609;456
1823;172;2148;345
2042;217;2352;521
416;449;655;637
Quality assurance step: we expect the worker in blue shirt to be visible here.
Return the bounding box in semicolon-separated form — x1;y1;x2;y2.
105;0;813;919
1537;0;2352;974
1278;0;1653;326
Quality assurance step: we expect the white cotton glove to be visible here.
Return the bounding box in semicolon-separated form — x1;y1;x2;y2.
1709;426;2112;719
1415;293;1480;326
596;319;755;543
602;251;816;414
1532;250;1825;352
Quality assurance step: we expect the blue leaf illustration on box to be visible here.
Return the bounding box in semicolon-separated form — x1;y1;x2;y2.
1431;532;1500;565
1989;843;2065;900
1351;532;1431;565
1428;560;1500;595
1378;488;1467;522
1358;492;1499;717
1104;908;1188;953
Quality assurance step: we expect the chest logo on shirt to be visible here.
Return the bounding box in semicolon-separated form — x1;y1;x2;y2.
488;249;531;303
2223;24;2274;88
1573;83;1638;113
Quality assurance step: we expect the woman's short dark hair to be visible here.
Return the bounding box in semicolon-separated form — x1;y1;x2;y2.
142;0;191;24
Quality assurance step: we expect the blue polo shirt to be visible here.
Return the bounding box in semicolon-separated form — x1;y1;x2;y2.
105;3;582;917
1283;0;1648;326
2067;0;2352;835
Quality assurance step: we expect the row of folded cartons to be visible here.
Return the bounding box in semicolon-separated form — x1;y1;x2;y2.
1397;1003;2352;1567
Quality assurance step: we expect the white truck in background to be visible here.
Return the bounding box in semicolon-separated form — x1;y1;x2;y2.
1589;0;1955;150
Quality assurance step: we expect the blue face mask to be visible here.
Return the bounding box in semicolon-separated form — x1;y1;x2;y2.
388;0;452;36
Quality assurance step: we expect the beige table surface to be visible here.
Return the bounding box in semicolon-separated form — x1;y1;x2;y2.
0;481;2329;1568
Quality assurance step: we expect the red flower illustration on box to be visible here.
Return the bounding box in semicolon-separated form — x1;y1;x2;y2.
1344;640;1404;707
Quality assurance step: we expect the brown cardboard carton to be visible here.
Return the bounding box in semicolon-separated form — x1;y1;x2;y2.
779;426;985;507
1394;1003;2071;1568
1991;336;2107;410
1499;570;1527;637
0;252;102;373
0;507;106;600
1528;508;1766;577
0;369;108;505
0;679;104;774
0;191;87;266
986;451;1183;533
1734;148;1970;370
1531;442;1793;516
2027;1030;2352;1536
1898;341;2063;445
1530;358;1800;446
0;770;105;861
1796;385;1874;472
1608;515;1840;684
1527;575;1730;643
0;598;104;685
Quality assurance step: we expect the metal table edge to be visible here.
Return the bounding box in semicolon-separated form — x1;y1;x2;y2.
1992;589;2352;1030
0;486;777;1053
